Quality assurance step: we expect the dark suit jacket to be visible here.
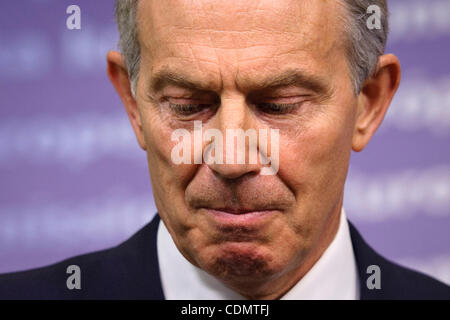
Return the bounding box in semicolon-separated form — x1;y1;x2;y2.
0;214;448;299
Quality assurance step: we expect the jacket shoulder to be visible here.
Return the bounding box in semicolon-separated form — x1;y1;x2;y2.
0;214;164;299
0;246;116;299
348;221;450;299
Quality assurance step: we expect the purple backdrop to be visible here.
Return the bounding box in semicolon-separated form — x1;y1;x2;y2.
0;0;449;285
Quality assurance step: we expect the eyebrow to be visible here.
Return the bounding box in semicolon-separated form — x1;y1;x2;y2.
149;69;219;93
237;68;332;97
149;67;332;97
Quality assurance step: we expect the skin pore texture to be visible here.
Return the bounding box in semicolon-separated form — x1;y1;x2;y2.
107;0;401;299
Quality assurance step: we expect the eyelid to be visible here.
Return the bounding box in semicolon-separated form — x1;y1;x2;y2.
167;97;205;104
164;98;219;117
163;91;220;103
258;102;299;109
250;95;309;107
169;102;202;112
254;97;311;115
161;87;218;99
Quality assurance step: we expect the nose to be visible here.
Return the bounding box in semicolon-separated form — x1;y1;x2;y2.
207;154;262;180
205;95;263;180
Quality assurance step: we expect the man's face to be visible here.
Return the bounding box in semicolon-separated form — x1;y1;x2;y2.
135;0;358;297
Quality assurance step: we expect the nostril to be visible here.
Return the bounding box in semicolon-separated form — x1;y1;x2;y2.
207;162;262;180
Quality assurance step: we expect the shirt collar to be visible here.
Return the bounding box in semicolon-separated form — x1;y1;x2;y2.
157;208;359;300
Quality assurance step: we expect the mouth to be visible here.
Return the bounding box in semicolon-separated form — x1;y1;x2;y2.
200;207;280;225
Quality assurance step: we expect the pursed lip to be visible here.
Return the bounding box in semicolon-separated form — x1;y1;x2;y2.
200;207;280;225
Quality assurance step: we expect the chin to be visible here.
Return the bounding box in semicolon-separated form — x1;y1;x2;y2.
198;241;284;282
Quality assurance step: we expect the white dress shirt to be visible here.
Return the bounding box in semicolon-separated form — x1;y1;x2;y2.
157;208;360;300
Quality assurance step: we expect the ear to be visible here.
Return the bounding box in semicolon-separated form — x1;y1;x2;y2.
352;54;401;152
106;50;147;150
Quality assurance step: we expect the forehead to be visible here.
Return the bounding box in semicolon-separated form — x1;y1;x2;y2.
137;0;347;89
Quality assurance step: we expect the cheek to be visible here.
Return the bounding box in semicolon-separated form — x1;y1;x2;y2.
277;106;355;201
142;108;190;180
270;106;355;256
140;109;198;219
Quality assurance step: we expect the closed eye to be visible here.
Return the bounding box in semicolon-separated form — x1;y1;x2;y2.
168;102;214;115
164;96;219;116
256;102;300;114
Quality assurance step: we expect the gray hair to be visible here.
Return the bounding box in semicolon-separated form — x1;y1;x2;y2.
115;0;389;97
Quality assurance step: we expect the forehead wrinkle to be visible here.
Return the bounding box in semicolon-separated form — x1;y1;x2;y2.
140;0;346;54
196;0;228;93
141;0;346;97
